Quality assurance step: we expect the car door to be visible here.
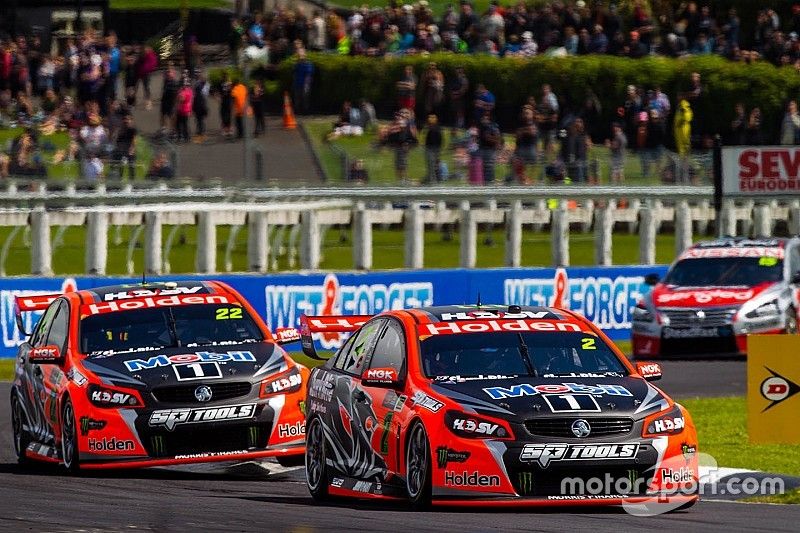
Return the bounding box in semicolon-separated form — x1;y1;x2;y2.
38;299;70;438
19;299;61;443
324;319;385;479
357;317;410;481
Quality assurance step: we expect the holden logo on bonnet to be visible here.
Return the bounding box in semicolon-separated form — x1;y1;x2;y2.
571;419;591;438
696;310;706;320
194;386;213;403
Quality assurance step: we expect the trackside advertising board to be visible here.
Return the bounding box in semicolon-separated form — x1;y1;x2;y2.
722;146;800;195
0;265;667;358
747;335;800;444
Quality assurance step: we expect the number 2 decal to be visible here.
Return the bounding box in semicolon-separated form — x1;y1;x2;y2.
216;307;243;320
581;338;596;350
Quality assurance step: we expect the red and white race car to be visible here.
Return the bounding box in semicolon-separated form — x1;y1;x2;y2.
632;238;800;358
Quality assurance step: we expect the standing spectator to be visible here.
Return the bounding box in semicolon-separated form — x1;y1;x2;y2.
146;151;175;180
780;100;800;145
228;18;245;63
447;66;468;133
477;111;502;184
510;105;538;184
112;113;137;179
473;83;495;124
231;78;248;139
673;99;693;183
644;109;666;179
135;45;157;109
160;67;179;133
520;31;538;56
745;107;764;146
729;102;747;146
382;109;418;183
106;32;121;101
308;11;327;51
424;114;443;183
293;48;314;114
219;74;234;138
420;62;444;118
563;118;591;183
251;80;266;137
607;122;627;183
192;72;209;141
396;65;417;112
537;84;559;158
175;80;193;143
123;50;138;106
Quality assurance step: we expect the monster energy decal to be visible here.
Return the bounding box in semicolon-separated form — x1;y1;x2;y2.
518;472;534;495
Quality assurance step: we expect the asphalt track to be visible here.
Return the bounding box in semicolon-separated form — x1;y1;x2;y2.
2;360;798;533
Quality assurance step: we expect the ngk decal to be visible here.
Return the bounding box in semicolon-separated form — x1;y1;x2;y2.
124;350;256;372
365;368;398;382
265;273;432;349
149;404;256;431
504;269;647;332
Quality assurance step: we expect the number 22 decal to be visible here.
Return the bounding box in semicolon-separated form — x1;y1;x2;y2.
216;307;243;320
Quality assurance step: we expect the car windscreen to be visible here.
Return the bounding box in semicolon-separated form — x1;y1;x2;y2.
81;303;264;356
663;257;783;287
420;332;627;378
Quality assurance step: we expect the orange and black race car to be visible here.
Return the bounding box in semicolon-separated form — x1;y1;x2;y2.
10;281;308;471
301;305;699;510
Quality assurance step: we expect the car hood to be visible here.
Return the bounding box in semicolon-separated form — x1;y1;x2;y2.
79;342;289;389
430;375;669;422
650;281;776;308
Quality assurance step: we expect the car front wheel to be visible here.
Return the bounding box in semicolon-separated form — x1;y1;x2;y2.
305;417;329;501
406;422;432;510
61;398;80;474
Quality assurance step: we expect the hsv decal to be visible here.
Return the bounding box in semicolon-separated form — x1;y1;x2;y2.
103;286;204;301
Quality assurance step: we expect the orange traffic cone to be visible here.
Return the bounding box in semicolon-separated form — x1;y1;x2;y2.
283;91;297;130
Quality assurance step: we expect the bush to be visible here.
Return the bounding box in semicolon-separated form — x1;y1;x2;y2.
213;53;800;142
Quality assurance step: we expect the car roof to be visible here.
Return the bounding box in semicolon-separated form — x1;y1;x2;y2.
407;304;573;323
691;237;787;249
73;280;236;304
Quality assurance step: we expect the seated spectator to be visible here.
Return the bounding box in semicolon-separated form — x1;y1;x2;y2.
146;152;175;180
347;159;368;182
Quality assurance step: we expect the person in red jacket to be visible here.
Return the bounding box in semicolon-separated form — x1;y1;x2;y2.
135;45;158;109
176;80;194;143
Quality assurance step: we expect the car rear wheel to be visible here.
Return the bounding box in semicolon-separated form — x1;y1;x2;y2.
10;392;31;466
61;398;80;474
305;417;329;501
406;423;432;510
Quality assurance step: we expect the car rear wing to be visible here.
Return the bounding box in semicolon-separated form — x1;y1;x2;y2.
299;314;372;360
14;293;61;336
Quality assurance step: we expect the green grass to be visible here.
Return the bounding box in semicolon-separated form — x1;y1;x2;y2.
304;117;701;186
0;359;12;381
745;488;800;505
0;127;153;180
110;0;229;9
0;224;679;276
680;396;800;477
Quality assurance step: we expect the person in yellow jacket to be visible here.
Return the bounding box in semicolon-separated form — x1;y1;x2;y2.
673;99;692;182
673;99;692;155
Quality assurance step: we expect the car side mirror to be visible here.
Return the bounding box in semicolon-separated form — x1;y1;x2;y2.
361;366;402;388
636;361;662;382
792;271;800;284
29;344;63;364
644;273;660;286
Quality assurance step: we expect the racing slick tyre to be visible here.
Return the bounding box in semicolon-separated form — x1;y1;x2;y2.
61;398;81;474
305;417;329;501
11;391;31;467
406;422;432;510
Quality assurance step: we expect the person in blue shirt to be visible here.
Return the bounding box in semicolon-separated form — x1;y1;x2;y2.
293;48;314;114
106;32;121;101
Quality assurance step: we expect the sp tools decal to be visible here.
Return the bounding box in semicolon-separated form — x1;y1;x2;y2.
149;404;256;431
760;366;800;411
519;443;639;468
